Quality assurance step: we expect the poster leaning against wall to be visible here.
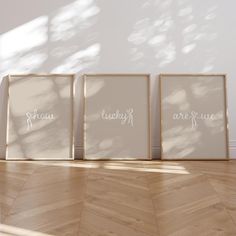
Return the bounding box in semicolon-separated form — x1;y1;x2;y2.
6;74;74;160
83;74;151;160
160;74;229;160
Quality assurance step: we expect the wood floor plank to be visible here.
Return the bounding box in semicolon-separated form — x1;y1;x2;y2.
207;173;236;225
3;164;89;236
78;167;159;236
0;160;236;236
0;161;39;222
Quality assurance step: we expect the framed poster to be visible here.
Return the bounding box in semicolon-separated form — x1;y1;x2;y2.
6;74;74;160
160;74;229;160
83;74;151;160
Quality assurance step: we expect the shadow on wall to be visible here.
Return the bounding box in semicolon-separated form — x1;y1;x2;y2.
0;0;101;159
125;0;221;157
0;0;101;76
0;0;222;159
128;0;219;72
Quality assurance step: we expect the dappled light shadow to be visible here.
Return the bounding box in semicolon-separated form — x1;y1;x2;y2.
84;75;150;159
0;223;53;236
50;0;100;42
0;160;190;175
0;0;101;159
125;0;226;157
163;126;201;157
98;162;190;174
0;0;234;159
84;78;105;98
0;16;48;75
6;75;73;160
0;0;100;77
128;0;219;72
161;75;227;159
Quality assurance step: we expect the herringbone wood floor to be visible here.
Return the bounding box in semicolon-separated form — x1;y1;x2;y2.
0;160;236;236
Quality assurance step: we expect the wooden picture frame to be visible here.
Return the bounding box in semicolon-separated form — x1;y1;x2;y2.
160;74;229;160
6;74;75;160
83;74;151;160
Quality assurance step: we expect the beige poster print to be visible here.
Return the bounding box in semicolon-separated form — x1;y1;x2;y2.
160;74;228;160
84;74;151;160
7;74;74;160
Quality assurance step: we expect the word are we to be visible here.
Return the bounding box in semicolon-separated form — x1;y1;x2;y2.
173;111;218;129
25;109;55;131
101;108;134;127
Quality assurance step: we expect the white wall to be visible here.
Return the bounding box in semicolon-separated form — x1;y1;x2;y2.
0;0;236;159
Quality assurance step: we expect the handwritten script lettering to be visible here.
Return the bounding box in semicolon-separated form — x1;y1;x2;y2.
173;111;218;129
25;109;55;130
101;108;134;127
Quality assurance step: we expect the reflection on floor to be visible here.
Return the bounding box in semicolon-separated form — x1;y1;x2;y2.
0;160;236;236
